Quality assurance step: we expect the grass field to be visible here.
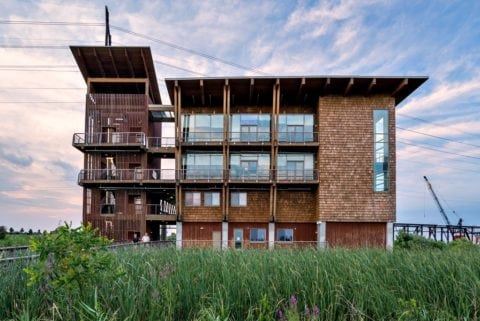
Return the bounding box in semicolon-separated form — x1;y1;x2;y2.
1;247;479;321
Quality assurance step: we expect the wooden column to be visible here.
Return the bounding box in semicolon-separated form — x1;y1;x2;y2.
223;79;230;221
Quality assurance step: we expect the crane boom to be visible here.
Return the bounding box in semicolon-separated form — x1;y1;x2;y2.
423;176;452;226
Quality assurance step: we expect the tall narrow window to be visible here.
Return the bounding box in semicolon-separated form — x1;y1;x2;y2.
86;189;92;215
374;110;389;192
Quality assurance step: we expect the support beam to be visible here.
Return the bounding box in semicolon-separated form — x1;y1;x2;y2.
297;77;306;97
323;78;331;95
386;222;394;250
249;78;254;104
92;48;106;77
268;222;275;250
391;78;408;97
222;222;228;250
107;47;119;77
124;48;136;77
344;78;354;96
317;221;327;249
200;79;205;106
176;222;183;249
366;78;376;95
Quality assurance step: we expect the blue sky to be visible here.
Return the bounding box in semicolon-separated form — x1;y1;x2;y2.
0;0;479;230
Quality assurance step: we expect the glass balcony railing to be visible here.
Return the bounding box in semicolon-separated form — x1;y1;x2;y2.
230;131;270;143
78;169;319;184
72;132;146;147
78;169;176;184
277;132;318;144
147;137;175;148
229;168;272;181
276;169;318;182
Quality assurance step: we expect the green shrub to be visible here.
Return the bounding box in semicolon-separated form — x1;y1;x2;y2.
394;231;446;250
24;223;119;297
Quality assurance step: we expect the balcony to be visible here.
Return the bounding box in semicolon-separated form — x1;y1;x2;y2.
228;169;272;183
78;169;176;185
147;137;175;153
179;168;224;183
277;132;319;146
230;131;271;145
275;169;319;183
146;203;177;221
181;132;223;146
72;132;147;152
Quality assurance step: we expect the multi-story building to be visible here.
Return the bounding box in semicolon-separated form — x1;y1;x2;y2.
71;45;427;248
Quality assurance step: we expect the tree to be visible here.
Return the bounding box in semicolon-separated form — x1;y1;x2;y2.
37;229;41;234
24;223;120;297
20;227;24;234
9;227;14;233
28;228;33;235
0;226;6;240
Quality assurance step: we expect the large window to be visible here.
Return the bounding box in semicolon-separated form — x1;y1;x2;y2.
204;192;220;207
230;153;270;179
250;228;266;242
86;189;92;215
101;191;115;214
277;153;315;180
277;228;293;242
278;114;314;142
182;114;223;142
230;114;270;142
182;153;223;179
185;192;201;206
231;192;247;207
374;110;389;192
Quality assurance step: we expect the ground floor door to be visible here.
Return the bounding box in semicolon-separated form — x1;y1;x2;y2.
233;228;243;249
212;231;221;249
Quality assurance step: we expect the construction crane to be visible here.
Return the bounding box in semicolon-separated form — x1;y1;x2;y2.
423;176;467;240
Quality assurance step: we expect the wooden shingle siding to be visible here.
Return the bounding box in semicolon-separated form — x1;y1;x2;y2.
228;191;270;222
276;190;317;222
318;96;396;222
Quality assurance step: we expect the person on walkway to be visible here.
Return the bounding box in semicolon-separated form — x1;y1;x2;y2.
141;233;151;243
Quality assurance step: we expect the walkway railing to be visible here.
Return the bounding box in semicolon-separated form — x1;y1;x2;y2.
72;132;146;146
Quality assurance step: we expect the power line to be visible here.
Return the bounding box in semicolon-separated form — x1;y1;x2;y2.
397;113;480;140
110;25;269;76
398;158;480;175
397;126;480;149
398;140;480;161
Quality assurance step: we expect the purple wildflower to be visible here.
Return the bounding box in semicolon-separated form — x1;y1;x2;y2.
313;305;319;315
277;309;285;320
305;305;310;315
290;295;297;307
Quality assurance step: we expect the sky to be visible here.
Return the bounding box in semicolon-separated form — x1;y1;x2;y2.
0;0;479;231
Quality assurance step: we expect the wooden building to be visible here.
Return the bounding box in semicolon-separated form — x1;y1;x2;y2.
71;45;427;248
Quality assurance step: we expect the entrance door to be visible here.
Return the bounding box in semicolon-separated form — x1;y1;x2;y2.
233;229;243;249
212;231;221;249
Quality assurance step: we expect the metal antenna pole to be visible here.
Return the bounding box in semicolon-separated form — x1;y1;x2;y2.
105;6;112;46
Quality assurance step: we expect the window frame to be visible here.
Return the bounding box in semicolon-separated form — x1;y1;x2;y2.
277;228;294;242
250;228;266;242
185;192;201;206
373;109;390;192
204;192;220;207
231;192;247;207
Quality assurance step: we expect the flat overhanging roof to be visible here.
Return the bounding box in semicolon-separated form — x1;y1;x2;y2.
70;46;162;104
164;76;428;107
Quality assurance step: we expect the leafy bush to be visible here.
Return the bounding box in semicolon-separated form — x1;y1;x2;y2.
394;231;446;250
24;223;119;297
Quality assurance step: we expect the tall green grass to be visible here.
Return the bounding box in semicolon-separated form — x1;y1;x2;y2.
1;248;479;320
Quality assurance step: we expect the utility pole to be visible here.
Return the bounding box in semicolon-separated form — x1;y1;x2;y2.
105;6;112;46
